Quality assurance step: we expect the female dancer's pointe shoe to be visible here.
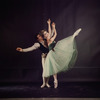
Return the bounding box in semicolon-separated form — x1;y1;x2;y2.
73;28;82;38
54;80;58;89
46;83;51;88
41;84;45;88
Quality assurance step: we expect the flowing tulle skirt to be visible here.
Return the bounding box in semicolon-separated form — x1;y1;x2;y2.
43;29;81;77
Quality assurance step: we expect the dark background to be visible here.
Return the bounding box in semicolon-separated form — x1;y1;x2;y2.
0;0;100;83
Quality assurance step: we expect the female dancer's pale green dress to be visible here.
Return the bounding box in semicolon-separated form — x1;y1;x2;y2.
43;28;81;77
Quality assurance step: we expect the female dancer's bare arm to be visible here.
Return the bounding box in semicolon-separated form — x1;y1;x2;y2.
47;19;51;35
49;22;57;43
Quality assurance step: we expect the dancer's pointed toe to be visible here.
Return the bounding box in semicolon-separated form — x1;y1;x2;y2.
41;84;46;88
46;83;51;88
54;80;58;89
73;28;82;38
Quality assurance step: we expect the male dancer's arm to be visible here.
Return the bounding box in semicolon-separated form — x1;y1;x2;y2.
16;43;40;52
22;43;40;52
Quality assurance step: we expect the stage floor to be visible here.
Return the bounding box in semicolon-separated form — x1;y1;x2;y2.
0;82;100;98
0;98;100;100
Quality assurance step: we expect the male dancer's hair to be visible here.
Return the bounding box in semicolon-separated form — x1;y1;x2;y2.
34;29;46;40
39;29;47;38
34;30;48;47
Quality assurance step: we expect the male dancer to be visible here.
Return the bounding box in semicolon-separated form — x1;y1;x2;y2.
16;32;50;88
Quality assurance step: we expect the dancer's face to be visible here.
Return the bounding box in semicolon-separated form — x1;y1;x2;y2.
37;34;43;41
43;31;49;39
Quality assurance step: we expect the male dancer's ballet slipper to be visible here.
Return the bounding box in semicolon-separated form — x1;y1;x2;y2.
41;84;46;88
46;83;51;88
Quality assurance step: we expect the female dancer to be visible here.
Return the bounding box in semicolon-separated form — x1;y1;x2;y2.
40;22;81;88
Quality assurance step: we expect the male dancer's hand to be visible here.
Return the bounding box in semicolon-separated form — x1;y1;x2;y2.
16;47;23;52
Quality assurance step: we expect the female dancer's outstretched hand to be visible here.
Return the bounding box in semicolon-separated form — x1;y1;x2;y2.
16;47;23;52
52;22;55;29
47;18;51;24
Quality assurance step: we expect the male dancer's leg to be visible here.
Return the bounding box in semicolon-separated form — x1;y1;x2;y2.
41;53;50;88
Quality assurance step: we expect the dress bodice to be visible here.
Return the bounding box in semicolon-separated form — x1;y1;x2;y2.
48;41;56;51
